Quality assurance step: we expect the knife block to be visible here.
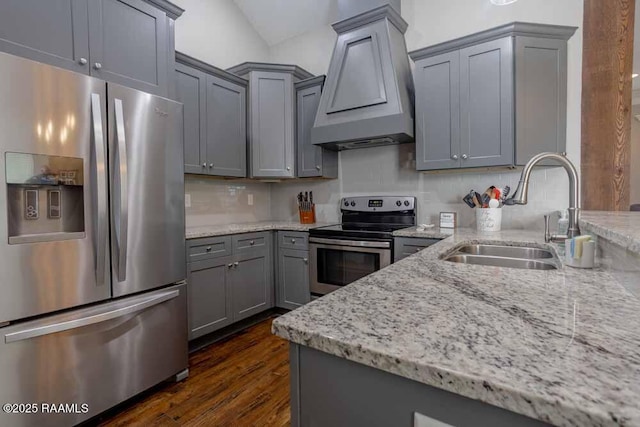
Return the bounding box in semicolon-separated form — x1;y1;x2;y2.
299;204;315;224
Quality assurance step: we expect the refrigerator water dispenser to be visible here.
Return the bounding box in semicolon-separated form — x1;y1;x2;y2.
5;152;85;244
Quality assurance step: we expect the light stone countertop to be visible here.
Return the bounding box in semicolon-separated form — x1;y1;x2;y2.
581;211;640;255
272;228;640;427
185;221;335;239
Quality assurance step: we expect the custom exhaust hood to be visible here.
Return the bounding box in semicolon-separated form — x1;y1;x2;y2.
311;2;414;151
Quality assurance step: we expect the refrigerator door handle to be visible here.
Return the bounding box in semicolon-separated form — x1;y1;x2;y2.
4;289;180;343
114;98;129;282
91;93;108;287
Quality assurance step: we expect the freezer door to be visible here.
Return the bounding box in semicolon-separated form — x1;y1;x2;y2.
0;52;111;323
107;84;186;297
0;284;188;427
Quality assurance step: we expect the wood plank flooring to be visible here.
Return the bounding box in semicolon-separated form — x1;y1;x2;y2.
97;317;291;427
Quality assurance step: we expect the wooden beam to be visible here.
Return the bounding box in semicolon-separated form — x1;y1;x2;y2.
581;0;635;211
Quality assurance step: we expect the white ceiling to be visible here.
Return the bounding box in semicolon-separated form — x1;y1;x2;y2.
233;0;338;46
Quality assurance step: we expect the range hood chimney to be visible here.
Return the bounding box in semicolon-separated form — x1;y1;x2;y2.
311;1;414;151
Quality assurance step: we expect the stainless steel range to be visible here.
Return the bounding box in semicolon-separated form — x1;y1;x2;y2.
309;196;416;296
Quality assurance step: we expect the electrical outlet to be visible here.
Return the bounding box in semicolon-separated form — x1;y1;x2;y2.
248;194;254;206
185;194;191;208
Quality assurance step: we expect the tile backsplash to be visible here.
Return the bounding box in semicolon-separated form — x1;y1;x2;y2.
272;144;570;231
184;176;271;227
186;144;571;232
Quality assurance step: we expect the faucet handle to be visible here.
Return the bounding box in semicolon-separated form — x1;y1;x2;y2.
544;215;551;243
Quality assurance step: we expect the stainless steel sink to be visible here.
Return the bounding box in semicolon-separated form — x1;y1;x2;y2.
457;244;554;259
444;254;558;270
443;243;559;270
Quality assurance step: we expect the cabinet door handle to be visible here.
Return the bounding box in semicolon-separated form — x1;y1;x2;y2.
202;162;207;168
286;166;291;171
315;165;320;170
249;240;255;245
209;163;214;168
303;258;308;264
93;62;102;70
227;263;233;268
205;246;212;252
452;154;458;160
291;238;296;244
462;154;468;160
233;262;239;268
79;57;88;65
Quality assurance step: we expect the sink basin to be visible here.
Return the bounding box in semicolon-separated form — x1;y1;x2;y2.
444;254;558;270
457;244;554;259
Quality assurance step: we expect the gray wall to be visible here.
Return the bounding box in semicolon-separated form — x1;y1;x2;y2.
631;106;640;205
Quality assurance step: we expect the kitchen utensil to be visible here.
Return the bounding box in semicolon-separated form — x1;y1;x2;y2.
463;193;476;208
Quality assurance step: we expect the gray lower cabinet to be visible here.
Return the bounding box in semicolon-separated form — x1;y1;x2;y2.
176;52;248;177
187;232;272;340
295;76;338;178
227;62;314;178
231;251;273;321
188;256;233;340
409;22;577;171
276;231;310;310
0;0;181;97
394;237;442;262
278;249;310;310
290;344;550;427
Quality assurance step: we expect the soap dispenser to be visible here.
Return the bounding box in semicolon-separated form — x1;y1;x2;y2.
557;210;569;236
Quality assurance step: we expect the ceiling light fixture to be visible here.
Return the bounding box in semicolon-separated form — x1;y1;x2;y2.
490;0;518;5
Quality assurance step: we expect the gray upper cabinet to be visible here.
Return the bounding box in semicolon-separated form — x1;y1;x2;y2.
409;22;576;171
175;61;207;174
227;62;313;179
205;74;247;177
0;0;182;97
295;76;338;178
176;52;248;177
0;0;90;74
459;37;513;168
88;0;169;96
414;51;460;170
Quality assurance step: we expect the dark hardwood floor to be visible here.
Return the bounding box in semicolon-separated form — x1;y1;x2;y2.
97;317;291;427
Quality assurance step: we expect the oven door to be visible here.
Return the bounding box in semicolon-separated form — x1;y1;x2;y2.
309;237;392;296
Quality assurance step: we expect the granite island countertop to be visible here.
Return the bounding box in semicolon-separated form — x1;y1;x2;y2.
186;221;335;239
581;211;640;255
272;229;640;427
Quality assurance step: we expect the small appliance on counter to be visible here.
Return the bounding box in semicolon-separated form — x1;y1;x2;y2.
308;196;418;296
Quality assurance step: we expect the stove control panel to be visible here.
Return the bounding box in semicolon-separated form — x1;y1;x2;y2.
340;196;416;212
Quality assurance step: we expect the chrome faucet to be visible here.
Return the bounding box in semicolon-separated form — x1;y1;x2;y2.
504;152;581;243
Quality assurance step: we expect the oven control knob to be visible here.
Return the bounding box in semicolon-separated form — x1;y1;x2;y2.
404;200;410;207
396;200;402;207
350;201;356;207
344;201;349;207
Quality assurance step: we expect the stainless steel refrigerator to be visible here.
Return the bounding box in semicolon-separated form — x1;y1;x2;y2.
0;52;187;426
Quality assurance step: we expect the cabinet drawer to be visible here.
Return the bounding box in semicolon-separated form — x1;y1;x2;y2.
188;236;232;262
232;232;270;254
279;231;309;250
394;237;441;262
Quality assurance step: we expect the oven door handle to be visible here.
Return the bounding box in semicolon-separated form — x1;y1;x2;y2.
309;237;390;249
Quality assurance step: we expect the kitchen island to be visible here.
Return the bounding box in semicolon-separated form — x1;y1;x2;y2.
272;227;640;427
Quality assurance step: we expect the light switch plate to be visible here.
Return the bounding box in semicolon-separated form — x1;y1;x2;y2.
248;194;254;206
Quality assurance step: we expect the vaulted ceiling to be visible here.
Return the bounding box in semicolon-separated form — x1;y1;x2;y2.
232;0;338;46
